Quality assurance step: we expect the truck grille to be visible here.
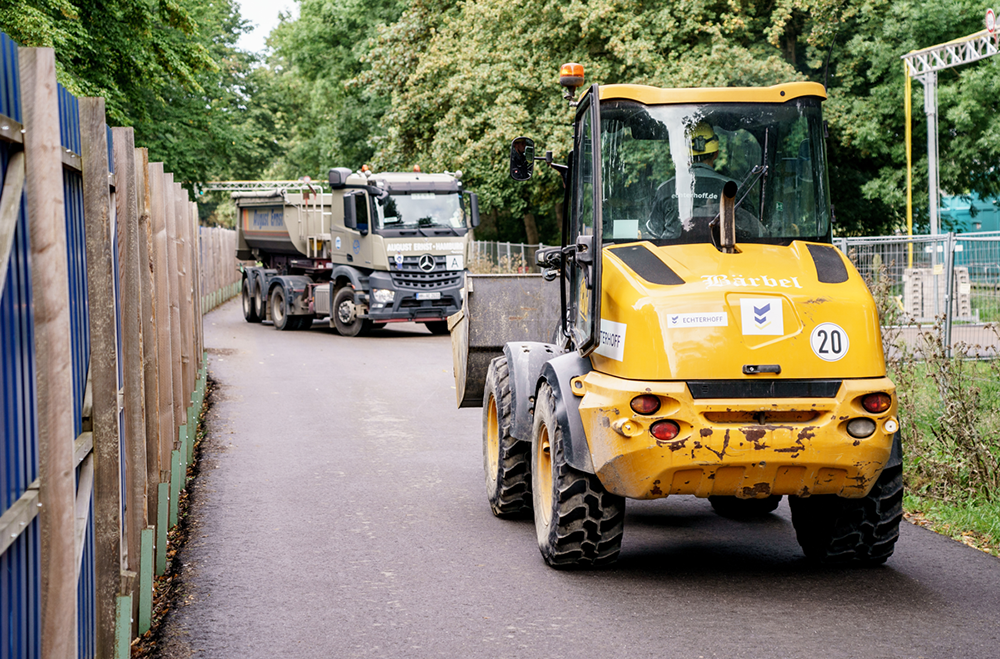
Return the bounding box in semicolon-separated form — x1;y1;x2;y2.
389;255;463;290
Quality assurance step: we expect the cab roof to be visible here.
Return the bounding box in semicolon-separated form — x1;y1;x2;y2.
592;81;827;105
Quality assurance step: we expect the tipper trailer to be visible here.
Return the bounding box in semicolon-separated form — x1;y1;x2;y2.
235;168;479;335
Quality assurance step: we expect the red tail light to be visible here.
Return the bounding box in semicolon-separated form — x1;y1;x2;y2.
650;420;680;441
630;394;661;415
862;392;892;414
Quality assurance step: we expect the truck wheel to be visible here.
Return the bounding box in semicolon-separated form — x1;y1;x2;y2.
242;278;261;323
296;315;313;331
531;382;625;568
788;461;903;565
425;320;449;335
254;279;267;321
483;357;532;518
709;495;782;518
333;287;371;337
270;287;293;331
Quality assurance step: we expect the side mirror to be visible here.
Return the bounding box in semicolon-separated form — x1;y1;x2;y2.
328;167;352;189
344;191;368;235
510;137;535;181
468;192;480;228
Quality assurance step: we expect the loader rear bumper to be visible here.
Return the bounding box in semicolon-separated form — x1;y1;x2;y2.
575;372;897;500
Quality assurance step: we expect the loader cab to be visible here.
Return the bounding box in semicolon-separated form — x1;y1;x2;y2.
561;82;833;356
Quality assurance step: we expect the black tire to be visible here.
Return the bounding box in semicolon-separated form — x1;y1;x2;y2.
789;462;903;565
242;278;261;323
425;320;449;335
253;277;267;321
482;357;532;518
296;315;314;331
709;495;782;519
333;286;371;337
270;287;293;331
531;382;625;568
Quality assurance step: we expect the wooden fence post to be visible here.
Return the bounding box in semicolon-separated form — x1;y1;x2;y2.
79;96;124;659
21;46;77;659
148;162;174;574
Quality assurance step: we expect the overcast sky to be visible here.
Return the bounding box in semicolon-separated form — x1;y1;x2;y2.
236;0;298;53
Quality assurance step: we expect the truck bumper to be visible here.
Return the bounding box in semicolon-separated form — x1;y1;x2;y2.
366;271;463;322
575;372;898;500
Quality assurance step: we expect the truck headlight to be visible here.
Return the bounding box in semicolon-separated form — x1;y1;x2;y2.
373;288;395;304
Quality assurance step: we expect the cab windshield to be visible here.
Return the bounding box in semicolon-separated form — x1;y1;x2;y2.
599;98;831;246
375;192;466;231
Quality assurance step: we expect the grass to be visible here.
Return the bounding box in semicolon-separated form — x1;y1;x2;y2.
904;493;1000;557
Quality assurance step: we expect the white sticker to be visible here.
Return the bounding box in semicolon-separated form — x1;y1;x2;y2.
394;252;403;265
810;322;849;361
595;319;627;361
740;298;783;336
447;254;464;271
667;312;727;328
335;236;342;250
612;219;639;240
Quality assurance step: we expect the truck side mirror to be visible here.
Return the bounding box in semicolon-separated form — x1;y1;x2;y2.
468;192;480;228
510;137;534;181
344;191;368;236
343;192;357;230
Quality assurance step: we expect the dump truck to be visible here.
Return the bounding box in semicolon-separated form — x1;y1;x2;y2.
232;168;479;336
451;65;902;568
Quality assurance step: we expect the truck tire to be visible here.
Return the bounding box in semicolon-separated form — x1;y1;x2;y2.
270;287;293;331
333;287;372;337
788;461;903;565
296;315;314;331
425;320;449;335
242;278;261;323
483;357;532;518
254;279;267;321
709;495;782;518
531;382;625;568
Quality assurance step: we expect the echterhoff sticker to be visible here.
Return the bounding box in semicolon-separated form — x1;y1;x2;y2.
667;312;727;328
595;319;627;361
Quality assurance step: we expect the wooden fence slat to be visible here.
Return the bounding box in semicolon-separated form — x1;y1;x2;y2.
79;96;122;659
175;183;192;404
164;175;184;432
135;148;161;528
112;129;148;610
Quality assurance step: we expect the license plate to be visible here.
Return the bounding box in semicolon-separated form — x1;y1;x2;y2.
416;292;441;300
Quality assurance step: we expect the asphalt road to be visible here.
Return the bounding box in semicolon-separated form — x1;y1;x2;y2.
156;298;1000;659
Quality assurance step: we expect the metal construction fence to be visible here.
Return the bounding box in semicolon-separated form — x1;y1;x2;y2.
835;232;1000;354
0;34;239;659
469;240;546;273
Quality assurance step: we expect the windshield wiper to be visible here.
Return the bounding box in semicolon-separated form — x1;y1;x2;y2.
734;165;767;210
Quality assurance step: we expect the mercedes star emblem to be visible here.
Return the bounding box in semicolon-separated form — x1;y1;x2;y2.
418;254;436;272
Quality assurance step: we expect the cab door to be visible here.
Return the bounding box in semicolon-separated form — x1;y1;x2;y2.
567;84;603;356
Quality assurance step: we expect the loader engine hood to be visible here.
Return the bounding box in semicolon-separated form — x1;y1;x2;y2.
591;241;885;381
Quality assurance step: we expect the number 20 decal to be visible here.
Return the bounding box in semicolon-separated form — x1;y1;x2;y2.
810;322;849;362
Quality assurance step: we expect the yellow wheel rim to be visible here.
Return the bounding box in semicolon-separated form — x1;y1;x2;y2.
537;424;553;527
486;394;499;477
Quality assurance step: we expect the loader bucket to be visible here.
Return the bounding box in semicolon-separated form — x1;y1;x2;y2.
448;274;561;408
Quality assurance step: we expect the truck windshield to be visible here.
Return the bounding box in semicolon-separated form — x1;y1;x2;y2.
375;192;466;231
598;98;831;246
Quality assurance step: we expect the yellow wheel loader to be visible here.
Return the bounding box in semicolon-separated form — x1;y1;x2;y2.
450;65;902;568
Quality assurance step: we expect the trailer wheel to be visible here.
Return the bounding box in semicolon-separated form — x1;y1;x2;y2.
531;382;625;568
333;287;371;337
483;357;532;518
242;278;261;323
789;460;903;565
270;287;293;331
709;495;782;518
425;320;449;335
